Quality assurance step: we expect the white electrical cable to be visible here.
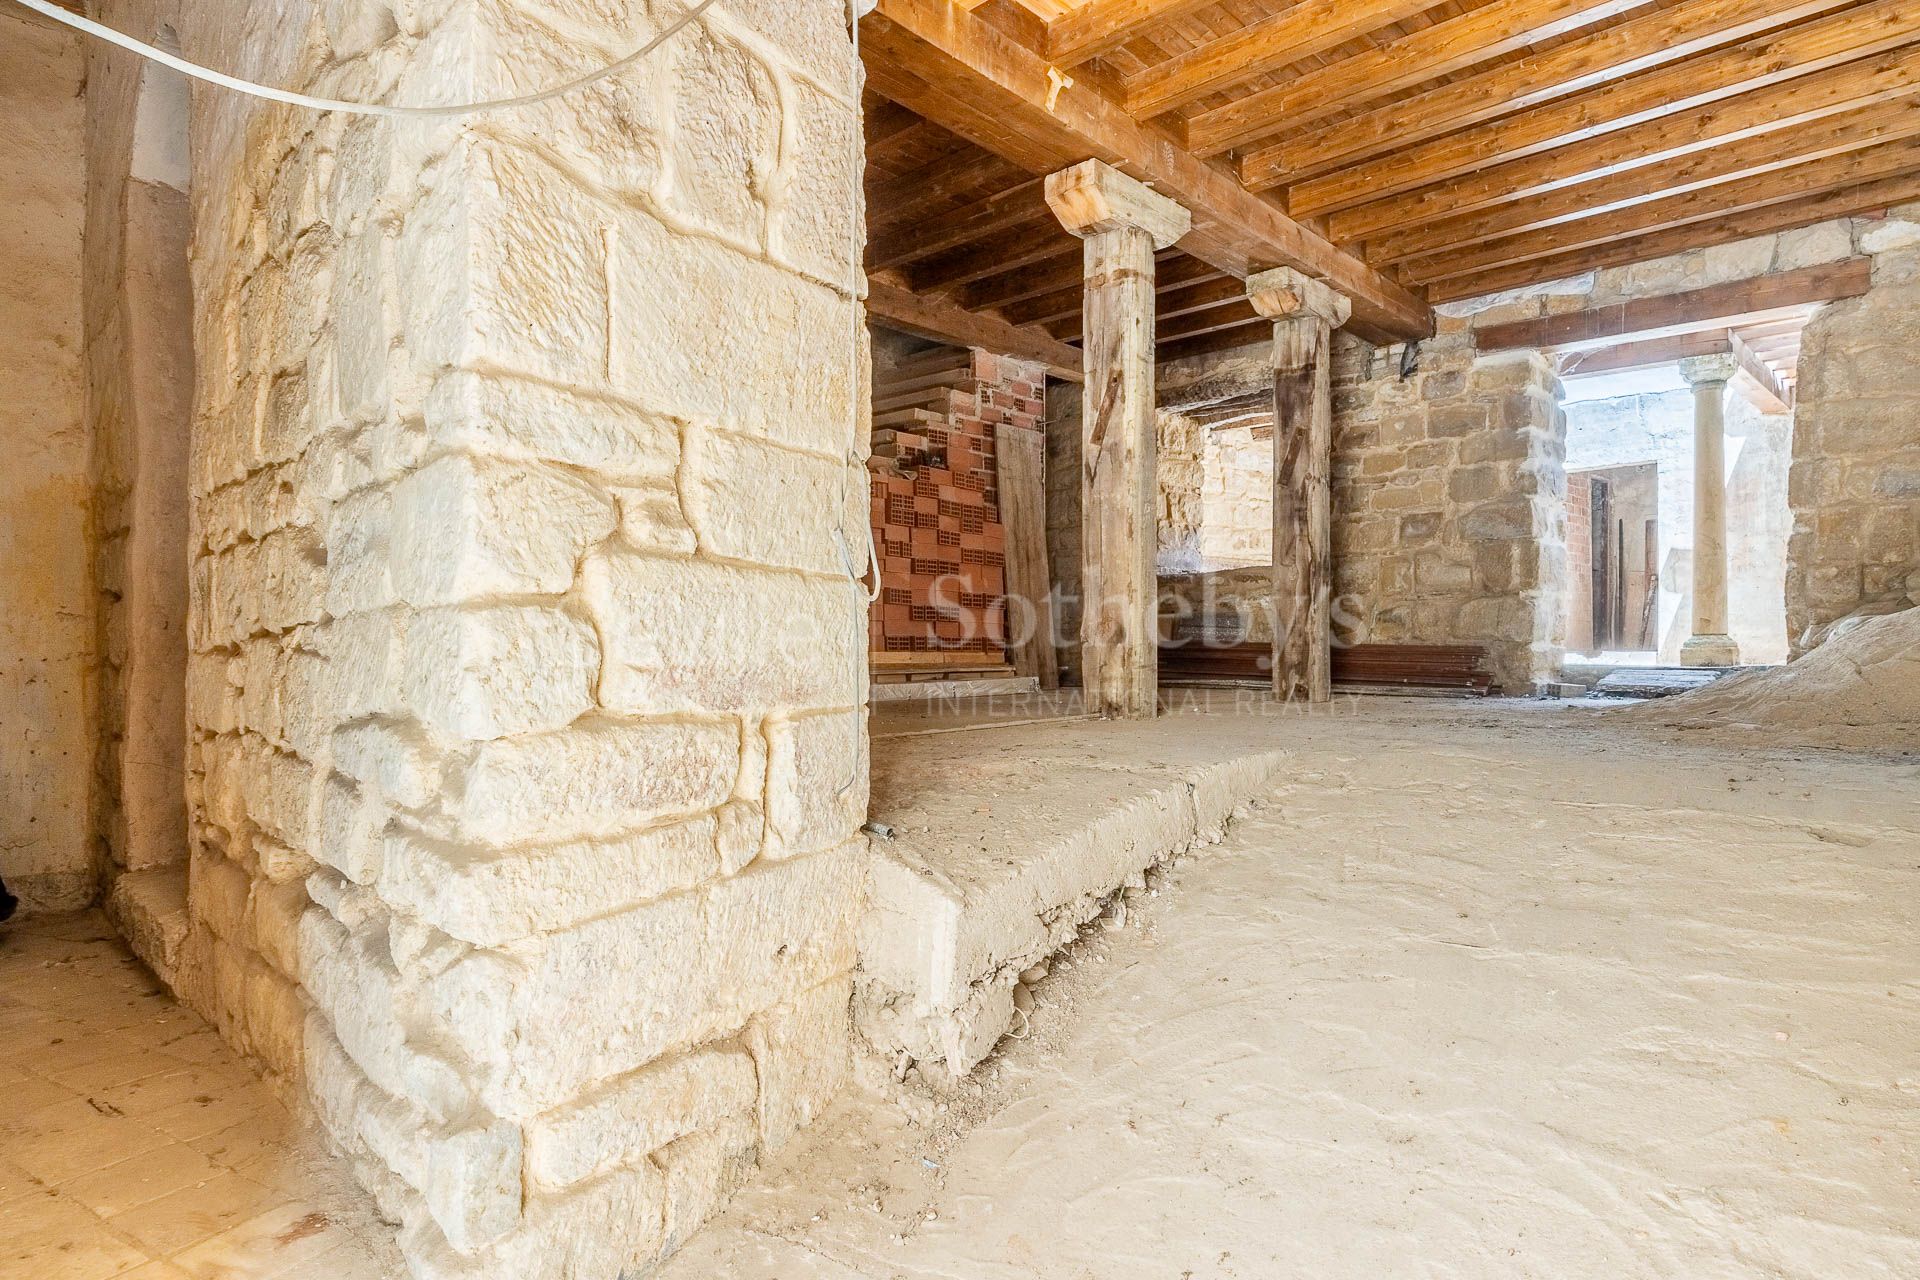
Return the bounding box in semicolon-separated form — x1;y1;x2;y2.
8;0;720;117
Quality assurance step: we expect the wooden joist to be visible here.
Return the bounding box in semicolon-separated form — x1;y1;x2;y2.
867;178;1047;271
1182;0;1649;158
1429;174;1916;299
865;277;1084;381
1328;42;1920;244
1401;136;1920;284
1044;0;1220;67
1241;0;1853;190
1125;0;1445;120
860;0;1433;343
1364;97;1920;265
1474;259;1871;351
1288;0;1920;217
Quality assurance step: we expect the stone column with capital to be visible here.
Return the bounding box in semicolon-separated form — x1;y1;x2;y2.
1247;268;1351;703
1679;352;1742;668
1045;160;1191;718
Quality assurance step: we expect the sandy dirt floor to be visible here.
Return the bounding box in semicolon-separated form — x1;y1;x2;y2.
659;698;1920;1280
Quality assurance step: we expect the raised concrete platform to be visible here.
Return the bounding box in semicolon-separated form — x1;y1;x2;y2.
856;697;1297;1075
870;675;1040;704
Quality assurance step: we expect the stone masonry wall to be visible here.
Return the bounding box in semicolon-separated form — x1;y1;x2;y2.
1331;335;1569;693
175;0;867;1274
1787;213;1920;652
1446;207;1920;660
1201;425;1272;568
0;10;95;914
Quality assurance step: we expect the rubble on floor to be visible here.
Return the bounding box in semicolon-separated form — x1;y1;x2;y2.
1623;605;1920;752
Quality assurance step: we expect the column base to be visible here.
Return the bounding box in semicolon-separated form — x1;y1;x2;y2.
1679;634;1742;668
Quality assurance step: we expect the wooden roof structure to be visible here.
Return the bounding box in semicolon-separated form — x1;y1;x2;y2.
861;0;1920;370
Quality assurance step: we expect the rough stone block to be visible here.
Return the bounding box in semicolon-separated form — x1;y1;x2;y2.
442;717;739;847
379;814;720;947
584;551;861;715
524;1045;758;1191
765;710;865;857
422;370;680;480
389;455;615;605
484;842;863;1115
683;429;856;576
655;1116;760;1258
402;605;599;741
746;974;851;1151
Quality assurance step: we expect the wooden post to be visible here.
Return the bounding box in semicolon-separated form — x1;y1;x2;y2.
994;421;1061;689
1246;268;1350;704
1045;160;1191;718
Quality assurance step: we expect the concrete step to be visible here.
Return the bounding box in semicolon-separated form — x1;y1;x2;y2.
856;715;1290;1076
869;675;1039;703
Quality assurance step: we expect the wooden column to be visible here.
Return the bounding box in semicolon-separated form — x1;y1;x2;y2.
1045;160;1191;718
1678;352;1742;668
1247;268;1350;704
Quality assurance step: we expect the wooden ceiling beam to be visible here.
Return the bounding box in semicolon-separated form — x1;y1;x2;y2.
909;222;1075;293
1045;0;1221;67
1289;0;1920;218
868;151;1028;237
1471;262;1870;348
866;277;1084;381
1157;317;1275;365
1371;101;1920;266
1729;331;1795;412
1002;254;1226;329
1240;0;1852;190
1558;329;1737;376
1328;41;1920;243
867;178;1047;271
1125;0;1445;121
1182;0;1649;158
1051;275;1253;342
860;0;1434;342
1427;172;1920;300
962;248;1095;312
1157;300;1264;345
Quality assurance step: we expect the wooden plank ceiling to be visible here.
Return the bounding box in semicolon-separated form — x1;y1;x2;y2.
862;0;1920;371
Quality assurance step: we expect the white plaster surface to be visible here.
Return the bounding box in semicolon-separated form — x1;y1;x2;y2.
659;698;1920;1280
0;11;94;914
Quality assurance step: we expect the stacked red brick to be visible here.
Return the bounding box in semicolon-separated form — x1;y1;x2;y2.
867;348;1046;670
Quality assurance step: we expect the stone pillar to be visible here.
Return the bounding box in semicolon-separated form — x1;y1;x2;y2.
1679;353;1742;667
1044;160;1190;718
1247;268;1350;703
178;2;867;1275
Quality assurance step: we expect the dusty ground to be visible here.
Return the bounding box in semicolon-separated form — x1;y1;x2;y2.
660;698;1920;1280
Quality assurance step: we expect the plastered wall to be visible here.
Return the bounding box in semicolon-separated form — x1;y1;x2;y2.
86;0;196;948
0;11;95;914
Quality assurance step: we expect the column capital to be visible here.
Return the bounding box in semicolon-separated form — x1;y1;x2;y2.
1246;267;1351;328
1678;352;1738;387
1044;160;1191;249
